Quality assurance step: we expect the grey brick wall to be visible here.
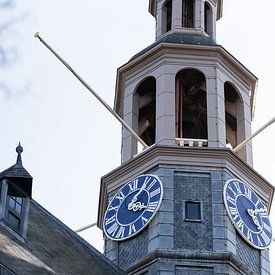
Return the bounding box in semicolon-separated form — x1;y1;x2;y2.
118;227;148;268
104;166;269;274
174;172;213;250
236;234;260;274
175;266;213;275
148;261;175;274
211;171;230;253
148;167;174;253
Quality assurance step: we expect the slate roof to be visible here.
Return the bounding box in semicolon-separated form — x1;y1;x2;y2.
0;144;33;197
0;163;32;182
0;200;125;275
130;33;216;62
0;145;32;180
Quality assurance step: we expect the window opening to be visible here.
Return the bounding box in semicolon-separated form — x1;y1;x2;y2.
204;2;212;35
5;184;25;233
9;196;23;214
7;211;21;230
176;69;207;139
135;77;156;147
182;0;194;28
185;201;202;221
224;82;240;148
163;0;172;32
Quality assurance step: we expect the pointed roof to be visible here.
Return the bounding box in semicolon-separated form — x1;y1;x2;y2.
0;143;33;197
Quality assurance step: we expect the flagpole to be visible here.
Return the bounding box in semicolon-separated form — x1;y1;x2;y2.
34;32;148;149
233;117;275;153
75;222;97;233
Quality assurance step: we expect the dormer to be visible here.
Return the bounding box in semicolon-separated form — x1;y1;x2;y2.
149;0;223;41
0;144;32;240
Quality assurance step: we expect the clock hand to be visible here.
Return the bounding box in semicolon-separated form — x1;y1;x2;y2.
132;181;147;203
247;208;261;230
247;208;255;217
128;201;147;212
128;180;148;211
254;207;267;215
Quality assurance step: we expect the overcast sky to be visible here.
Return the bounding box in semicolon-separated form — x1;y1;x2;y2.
0;0;274;272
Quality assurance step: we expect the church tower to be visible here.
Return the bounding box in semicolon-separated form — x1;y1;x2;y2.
98;1;274;274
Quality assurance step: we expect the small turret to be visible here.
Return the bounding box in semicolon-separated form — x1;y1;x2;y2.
149;0;223;41
0;144;32;238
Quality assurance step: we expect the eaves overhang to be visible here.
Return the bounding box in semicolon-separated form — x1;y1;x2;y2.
0;164;33;198
114;41;258;120
97;145;274;229
126;250;256;275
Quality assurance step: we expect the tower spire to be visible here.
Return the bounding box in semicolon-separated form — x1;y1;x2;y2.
0;143;33;197
15;142;23;167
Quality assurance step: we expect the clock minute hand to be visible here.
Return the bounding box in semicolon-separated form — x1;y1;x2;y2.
128;182;148;211
132;181;147;203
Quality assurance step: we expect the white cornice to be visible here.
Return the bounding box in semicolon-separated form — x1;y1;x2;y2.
97;145;274;228
114;42;257;118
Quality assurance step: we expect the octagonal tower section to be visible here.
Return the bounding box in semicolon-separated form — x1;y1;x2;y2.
149;0;223;41
114;40;257;166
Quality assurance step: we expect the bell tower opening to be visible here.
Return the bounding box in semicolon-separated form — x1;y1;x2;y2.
176;69;207;140
134;77;156;148
151;0;222;41
224;82;244;149
182;0;195;28
162;0;172;33
204;1;213;35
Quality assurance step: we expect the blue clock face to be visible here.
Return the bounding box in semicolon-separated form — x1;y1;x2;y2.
224;179;273;249
103;174;163;241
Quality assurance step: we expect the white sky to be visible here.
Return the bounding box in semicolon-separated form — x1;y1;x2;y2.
0;0;274;273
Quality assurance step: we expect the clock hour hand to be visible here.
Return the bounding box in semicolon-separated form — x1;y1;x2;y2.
247;208;261;230
128;181;148;211
254;207;267;215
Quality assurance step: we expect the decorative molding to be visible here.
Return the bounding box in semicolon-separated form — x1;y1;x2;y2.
125;249;256;275
114;42;257;118
97;146;274;228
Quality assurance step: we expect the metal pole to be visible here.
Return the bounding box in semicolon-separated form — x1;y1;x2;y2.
34;32;148;149
75;222;97;233
233;117;275;153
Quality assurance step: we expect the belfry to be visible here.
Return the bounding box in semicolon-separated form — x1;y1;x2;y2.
98;1;273;274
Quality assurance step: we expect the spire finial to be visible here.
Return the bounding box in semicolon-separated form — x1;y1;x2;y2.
16;142;23;154
16;142;23;167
